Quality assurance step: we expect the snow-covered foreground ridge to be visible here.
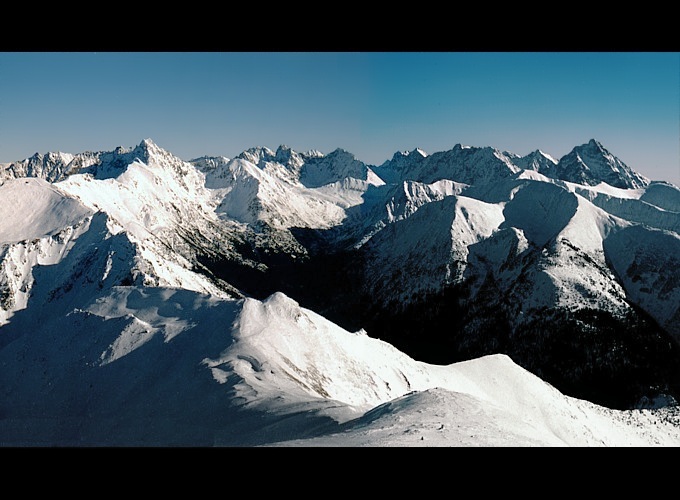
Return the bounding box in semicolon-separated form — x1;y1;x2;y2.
2;280;680;446
1;137;680;446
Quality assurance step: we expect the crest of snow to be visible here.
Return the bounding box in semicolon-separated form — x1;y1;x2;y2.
0;177;93;243
205;292;680;446
514;169;554;183
640;182;680;212
501;181;580;248
557;192;625;254
573;182;646;200
3;275;680;446
208;293;551;410
99;315;159;365
362;195;505;301
573;182;680;236
365;167;386;186
538;150;558;164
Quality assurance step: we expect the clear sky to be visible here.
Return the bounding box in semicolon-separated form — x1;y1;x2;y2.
1;51;678;185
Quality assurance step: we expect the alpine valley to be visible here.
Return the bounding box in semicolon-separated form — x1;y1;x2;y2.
2;138;680;446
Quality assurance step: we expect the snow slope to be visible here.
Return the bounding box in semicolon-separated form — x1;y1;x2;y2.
0;177;93;243
361;194;505;304
2;137;680;446
2;286;679;446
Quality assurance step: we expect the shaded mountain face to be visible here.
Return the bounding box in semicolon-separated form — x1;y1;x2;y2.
550;139;649;189
1;138;679;416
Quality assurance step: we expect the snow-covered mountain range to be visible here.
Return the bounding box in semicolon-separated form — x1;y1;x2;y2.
1;137;679;446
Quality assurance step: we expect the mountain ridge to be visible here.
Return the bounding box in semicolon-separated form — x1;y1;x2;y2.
1;136;680;447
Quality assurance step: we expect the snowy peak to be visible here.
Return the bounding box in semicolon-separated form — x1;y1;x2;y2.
273;144;305;169
76;139;196;183
299;148;372;188
1;150;77;184
375;148;429;184
234;145;361;186
514;149;559;173
373;140;655;192
189;155;231;174
377;143;520;186
553;139;650;189
389;147;428;162
236;146;276;165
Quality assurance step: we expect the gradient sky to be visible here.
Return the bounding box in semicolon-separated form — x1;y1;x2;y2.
1;51;678;185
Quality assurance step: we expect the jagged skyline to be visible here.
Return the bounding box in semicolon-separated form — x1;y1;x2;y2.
1;52;678;186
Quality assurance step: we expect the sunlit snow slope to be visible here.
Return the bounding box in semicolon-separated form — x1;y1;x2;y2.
1;137;680;446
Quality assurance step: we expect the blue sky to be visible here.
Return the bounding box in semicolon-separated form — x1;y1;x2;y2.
1;52;678;185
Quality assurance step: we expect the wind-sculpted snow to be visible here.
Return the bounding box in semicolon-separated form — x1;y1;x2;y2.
0;177;93;244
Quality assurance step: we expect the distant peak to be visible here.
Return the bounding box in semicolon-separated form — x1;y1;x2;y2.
274;144;294;160
537;150;558;164
327;147;354;159
304;149;324;158
137;138;163;154
389;148;427;164
556;139;649;189
581;139;608;154
396;147;426;157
